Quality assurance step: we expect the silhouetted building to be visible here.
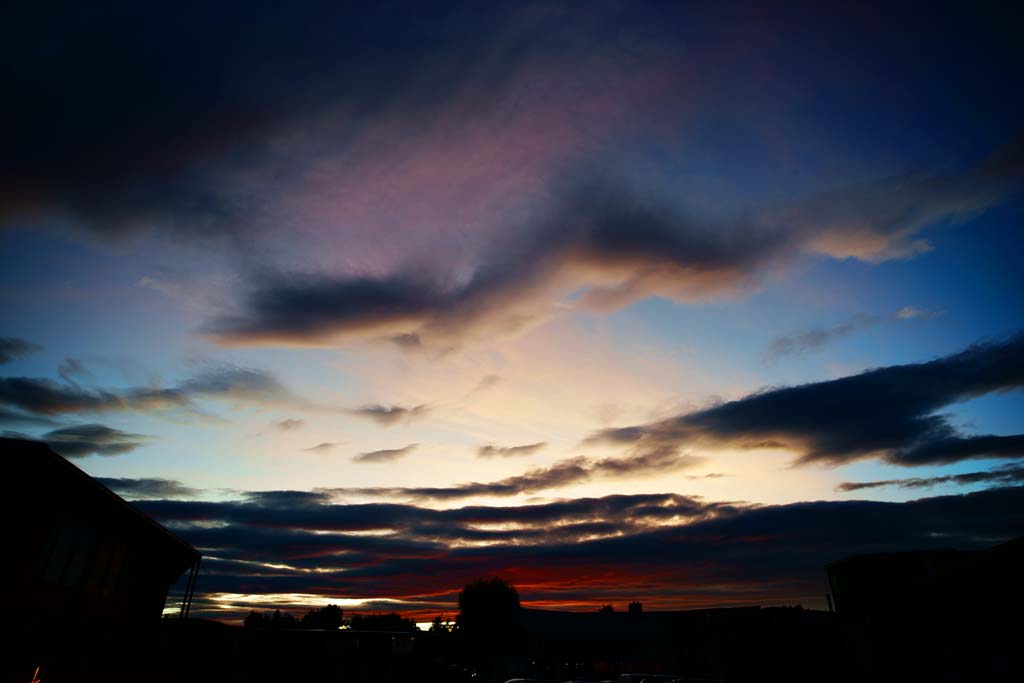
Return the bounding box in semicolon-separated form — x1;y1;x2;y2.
2;438;200;681
826;537;1023;682
515;605;837;682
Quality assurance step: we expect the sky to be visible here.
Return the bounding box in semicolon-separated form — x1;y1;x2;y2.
2;0;1023;621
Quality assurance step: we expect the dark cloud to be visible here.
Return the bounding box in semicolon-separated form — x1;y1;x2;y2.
0;407;61;427
136;485;1024;619
0;364;288;416
350;404;429;426
139;492;733;543
0;337;41;364
41;423;150;457
2;0;1016;352
352;443;418;464
206;138;1023;349
243;490;335;508
478;442;547;458
590;333;1024;466
2;2;1021;351
96;477;200;499
340;449;702;500
838;463;1024;492
1;1;539;240
764;307;942;360
205;183;790;347
275;418;304;431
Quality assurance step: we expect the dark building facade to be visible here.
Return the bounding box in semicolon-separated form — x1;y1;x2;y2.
2;438;200;682
826;537;1023;682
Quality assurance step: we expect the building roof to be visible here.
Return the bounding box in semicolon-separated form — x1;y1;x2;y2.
2;437;200;573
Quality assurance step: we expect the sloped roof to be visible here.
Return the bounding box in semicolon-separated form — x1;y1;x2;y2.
2;437;200;573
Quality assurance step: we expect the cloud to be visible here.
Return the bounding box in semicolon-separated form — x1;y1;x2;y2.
477;442;547;458
350;404;429;426
276;418;305;431
352;443;418;464
4;0;1019;352
837;463;1024;492
305;442;342;453
0;407;61;426
2;1;589;242
792;136;1024;261
205;137;1022;350
0;364;289;416
96;477;200;499
0;337;41;364
896;306;942;320
243;490;335;508
133;485;1024;619
340;449;702;501
474;375;502;393
56;357;92;383
764;307;943;360
41;423;150;457
203;184;788;348
590;333;1024;466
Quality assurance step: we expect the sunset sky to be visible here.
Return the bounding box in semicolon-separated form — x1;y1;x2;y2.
2;0;1022;621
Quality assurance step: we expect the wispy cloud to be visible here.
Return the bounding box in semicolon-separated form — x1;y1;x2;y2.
764;307;943;360
349;404;429;426
204;138;1022;350
41;423;151;457
0;364;290;417
96;476;200;499
477;442;547;458
0;337;41;364
837;463;1024;492
352;443;418;464
339;449;702;500
305;442;343;454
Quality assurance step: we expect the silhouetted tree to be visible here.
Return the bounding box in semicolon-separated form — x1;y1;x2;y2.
300;604;344;629
457;576;526;672
458;577;520;635
243;610;265;629
271;609;296;629
349;612;418;632
430;615;453;633
244;608;298;629
628;600;643;616
598;604;615;613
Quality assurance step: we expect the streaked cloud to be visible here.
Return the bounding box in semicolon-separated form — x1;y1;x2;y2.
591;333;1024;466
477;442;547;458
96;476;200;499
41;423;150;457
0;364;289;416
837;463;1024;492
764;307;943;360
340;449;703;501
135;485;1024;619
0;407;61;427
350;404;429;426
207;139;1022;350
352;443;418;464
304;442;342;454
0;337;41;364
